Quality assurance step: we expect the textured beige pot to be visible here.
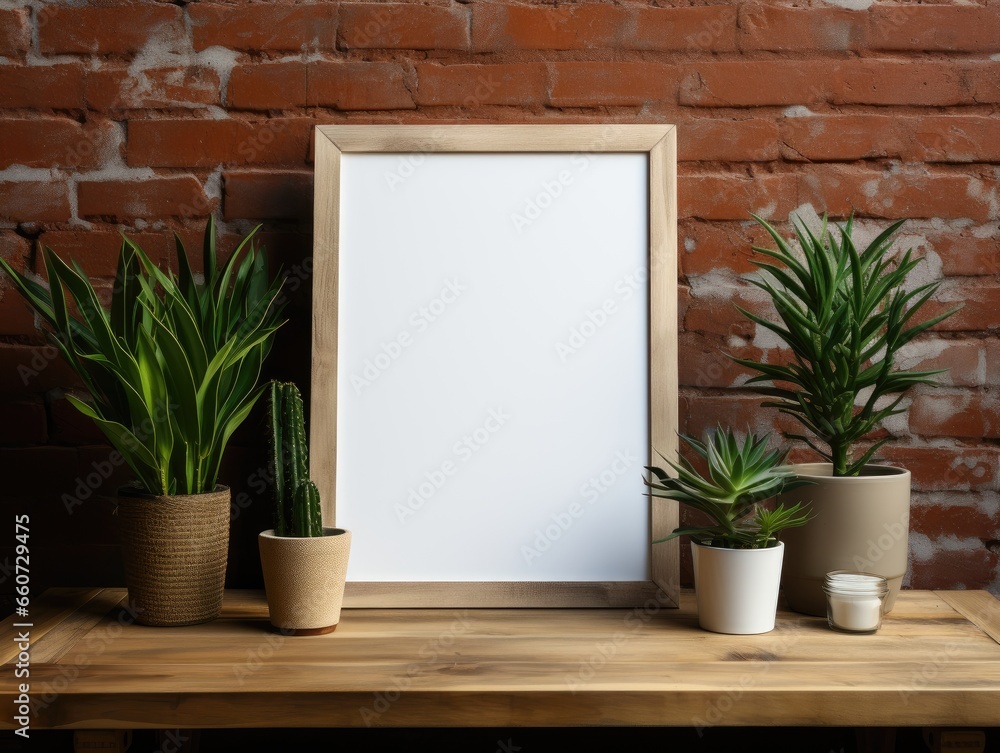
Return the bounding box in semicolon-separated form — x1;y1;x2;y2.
116;485;231;627
258;527;351;635
778;463;910;617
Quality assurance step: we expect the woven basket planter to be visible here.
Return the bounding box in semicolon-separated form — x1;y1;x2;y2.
259;527;351;635
116;485;231;627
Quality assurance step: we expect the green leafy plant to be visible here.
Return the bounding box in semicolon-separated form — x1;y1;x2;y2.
0;217;286;495
732;214;960;477
644;428;812;550
268;381;324;537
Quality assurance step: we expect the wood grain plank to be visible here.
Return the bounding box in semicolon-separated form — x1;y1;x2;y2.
7;588;997;730
0;588;106;664
319;125;671;153
937;590;1000;645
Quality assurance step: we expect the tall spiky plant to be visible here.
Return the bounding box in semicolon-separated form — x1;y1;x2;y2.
0;216;286;495
268;381;323;537
645;427;812;550
732;214;960;477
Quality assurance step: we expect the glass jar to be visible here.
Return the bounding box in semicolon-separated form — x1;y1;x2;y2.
822;571;889;634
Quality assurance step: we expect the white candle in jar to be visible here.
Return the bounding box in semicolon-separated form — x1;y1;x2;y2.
828;592;882;632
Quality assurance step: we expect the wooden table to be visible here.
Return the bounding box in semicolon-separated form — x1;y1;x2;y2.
2;588;999;730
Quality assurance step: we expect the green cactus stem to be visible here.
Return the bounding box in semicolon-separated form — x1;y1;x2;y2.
268;381;324;537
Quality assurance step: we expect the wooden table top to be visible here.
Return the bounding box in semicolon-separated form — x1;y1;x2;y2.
2;588;999;729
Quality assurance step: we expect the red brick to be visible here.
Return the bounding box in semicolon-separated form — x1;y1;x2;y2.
0;8;29;57
473;3;631;51
683;288;760;339
0;399;46;446
679;219;780;277
0;182;71;223
962;62;1000;104
679;172;797;221
0;232;37;341
908;548;997;591
0;344;82;393
0;284;39;341
899;338;984;389
78;177;212;221
49;394;106;446
38;4;183;54
911;494;1000;540
887;449;1000;493
868;5;1000;53
679;119;778;162
738;3;865;52
909;391;999;439
0;64;85;109
925;281;1000;332
341;4;468;50
550;62;678;107
797;167;996;222
228;63;307;110
190;3;336;51
633;6;737;52
680;391;799;439
308;62;414;110
416;63;547;107
223;171;313;221
930;230;1000;277
899;116;1000;163
678;331;763;388
128;120;234;168
988;341;1000;388
128;118;313;168
779;115;898;162
0;119;113;170
831;60;967;107
680;61;830;107
86;67;221;111
36;230;175;278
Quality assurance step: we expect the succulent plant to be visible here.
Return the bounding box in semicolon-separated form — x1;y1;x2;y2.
268;381;324;537
644;427;813;549
732;214;959;476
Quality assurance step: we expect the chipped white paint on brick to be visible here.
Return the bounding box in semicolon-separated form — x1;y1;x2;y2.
817;0;873;10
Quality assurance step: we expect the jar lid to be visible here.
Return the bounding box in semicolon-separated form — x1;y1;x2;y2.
823;570;888;597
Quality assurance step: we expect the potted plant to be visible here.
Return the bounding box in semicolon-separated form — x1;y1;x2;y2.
258;381;351;635
0;217;286;625
732;214;959;616
644;427;812;634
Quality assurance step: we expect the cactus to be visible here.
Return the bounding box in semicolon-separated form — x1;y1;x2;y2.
268;381;324;537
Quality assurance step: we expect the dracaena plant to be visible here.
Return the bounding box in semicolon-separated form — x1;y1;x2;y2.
644;428;813;550
732;214;960;477
0;217;286;496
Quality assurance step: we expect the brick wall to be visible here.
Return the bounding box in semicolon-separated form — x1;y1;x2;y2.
0;0;997;600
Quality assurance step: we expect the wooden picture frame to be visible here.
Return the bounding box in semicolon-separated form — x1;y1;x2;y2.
312;125;679;608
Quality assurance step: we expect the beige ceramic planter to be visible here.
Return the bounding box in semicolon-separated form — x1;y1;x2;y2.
777;463;910;617
258;527;351;635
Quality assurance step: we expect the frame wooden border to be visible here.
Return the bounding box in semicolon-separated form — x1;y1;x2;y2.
312;124;679;608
